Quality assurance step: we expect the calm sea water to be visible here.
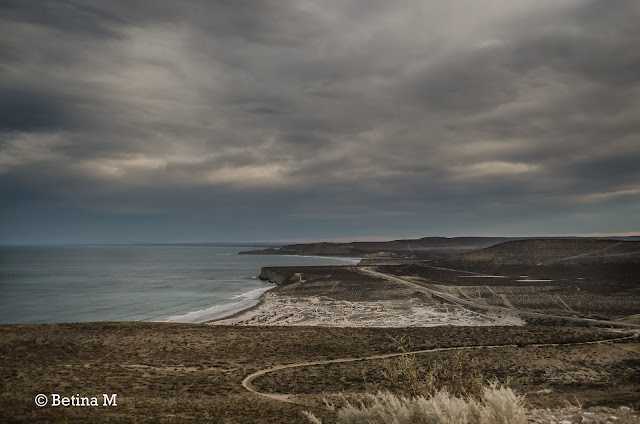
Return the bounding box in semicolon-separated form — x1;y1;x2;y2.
0;246;358;324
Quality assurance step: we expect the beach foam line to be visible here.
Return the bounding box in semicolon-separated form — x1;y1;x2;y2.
162;285;275;324
230;287;272;300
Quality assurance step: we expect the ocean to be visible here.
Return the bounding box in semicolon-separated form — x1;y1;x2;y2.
0;245;358;324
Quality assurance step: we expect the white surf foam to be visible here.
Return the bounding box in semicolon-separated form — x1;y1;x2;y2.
162;285;275;324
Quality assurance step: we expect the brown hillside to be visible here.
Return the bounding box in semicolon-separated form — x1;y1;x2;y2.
240;237;520;259
437;239;640;266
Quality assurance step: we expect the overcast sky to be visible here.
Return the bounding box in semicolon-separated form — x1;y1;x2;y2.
1;0;639;244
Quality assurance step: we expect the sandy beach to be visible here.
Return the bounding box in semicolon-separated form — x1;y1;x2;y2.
163;286;275;324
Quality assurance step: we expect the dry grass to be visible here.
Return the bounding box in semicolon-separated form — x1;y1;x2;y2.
305;337;523;423
1;323;635;423
363;336;485;399
305;383;526;424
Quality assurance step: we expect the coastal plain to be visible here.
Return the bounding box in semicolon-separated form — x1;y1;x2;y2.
2;238;639;423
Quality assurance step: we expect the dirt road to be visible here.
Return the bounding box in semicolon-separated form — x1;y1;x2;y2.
358;267;640;329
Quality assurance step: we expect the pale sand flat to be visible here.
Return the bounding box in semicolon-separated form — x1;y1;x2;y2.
212;292;525;327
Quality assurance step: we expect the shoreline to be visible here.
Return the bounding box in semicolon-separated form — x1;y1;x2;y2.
195;255;360;324
1;245;361;325
205;294;269;324
200;254;363;324
156;254;361;324
161;285;276;324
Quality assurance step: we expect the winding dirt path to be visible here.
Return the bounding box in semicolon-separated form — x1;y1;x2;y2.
242;332;638;404
242;266;640;405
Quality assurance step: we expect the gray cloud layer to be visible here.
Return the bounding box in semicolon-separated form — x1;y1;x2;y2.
1;0;639;242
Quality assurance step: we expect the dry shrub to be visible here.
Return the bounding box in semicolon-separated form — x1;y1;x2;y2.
304;383;526;424
306;336;526;423
302;411;323;424
364;336;484;399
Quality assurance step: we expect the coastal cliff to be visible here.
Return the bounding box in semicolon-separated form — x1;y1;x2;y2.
258;267;296;285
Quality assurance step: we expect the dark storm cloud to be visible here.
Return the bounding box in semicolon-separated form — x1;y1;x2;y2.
1;0;639;242
1;0;323;43
0;88;71;131
0;0;126;39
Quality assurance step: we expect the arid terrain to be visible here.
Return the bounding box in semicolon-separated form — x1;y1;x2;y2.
2;238;639;423
376;239;640;323
1;323;638;423
240;236;640;260
239;236;525;259
217;266;524;327
239;239;640;326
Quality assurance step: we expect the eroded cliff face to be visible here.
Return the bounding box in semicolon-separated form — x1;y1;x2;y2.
258;268;296;285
